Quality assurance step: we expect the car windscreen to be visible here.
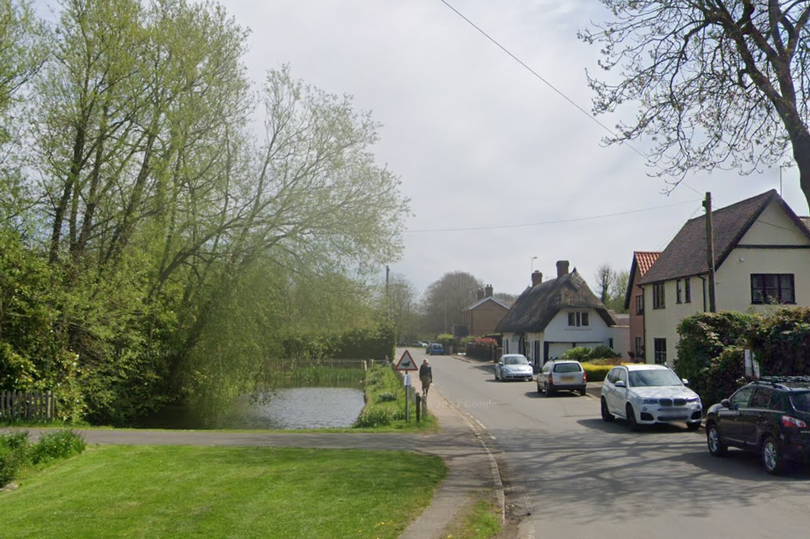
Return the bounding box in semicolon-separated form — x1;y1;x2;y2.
553;363;581;373
504;356;528;365
790;391;810;413
628;369;682;387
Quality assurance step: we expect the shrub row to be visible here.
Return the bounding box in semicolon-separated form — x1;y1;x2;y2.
676;308;810;407
0;430;86;488
354;366;407;428
562;346;621;361
580;363;613;382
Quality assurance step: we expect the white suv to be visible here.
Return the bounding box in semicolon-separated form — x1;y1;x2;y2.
600;364;702;431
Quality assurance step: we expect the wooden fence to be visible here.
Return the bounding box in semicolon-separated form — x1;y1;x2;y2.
0;390;55;421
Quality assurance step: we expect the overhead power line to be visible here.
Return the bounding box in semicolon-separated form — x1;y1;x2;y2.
437;0;703;197
407;199;702;234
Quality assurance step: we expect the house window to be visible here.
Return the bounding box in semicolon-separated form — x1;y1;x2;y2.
684;277;691;303
653;338;667;365
567;312;589;327
634;337;644;360
635;294;644;315
751;274;795;304
652;283;665;309
676;280;683;304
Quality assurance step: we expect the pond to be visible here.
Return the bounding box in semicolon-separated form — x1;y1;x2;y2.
139;387;366;430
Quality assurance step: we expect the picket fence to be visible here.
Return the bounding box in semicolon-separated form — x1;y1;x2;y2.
0;390;55;421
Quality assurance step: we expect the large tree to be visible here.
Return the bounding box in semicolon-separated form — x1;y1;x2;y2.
581;1;810;206
0;0;408;423
421;271;483;335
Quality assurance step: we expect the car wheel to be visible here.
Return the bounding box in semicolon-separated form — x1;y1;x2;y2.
601;397;614;422
706;423;727;457
761;436;783;475
626;404;640;431
545;382;554;397
579;388;587;397
686;421;701;431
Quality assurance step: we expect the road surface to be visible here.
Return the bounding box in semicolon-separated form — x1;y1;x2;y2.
406;348;810;539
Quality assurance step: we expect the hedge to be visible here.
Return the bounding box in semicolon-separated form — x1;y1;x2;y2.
581;363;612;382
675;308;810;407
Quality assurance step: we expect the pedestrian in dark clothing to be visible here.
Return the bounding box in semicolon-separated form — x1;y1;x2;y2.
420;359;433;396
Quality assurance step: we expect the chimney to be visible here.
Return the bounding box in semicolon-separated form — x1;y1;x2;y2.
485;284;493;298
477;289;484;301
531;271;543;287
556;260;569;278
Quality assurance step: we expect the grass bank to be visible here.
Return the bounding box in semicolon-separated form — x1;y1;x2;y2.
354;365;437;431
0;445;446;539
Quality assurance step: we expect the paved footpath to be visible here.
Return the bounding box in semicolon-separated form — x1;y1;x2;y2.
2;384;498;539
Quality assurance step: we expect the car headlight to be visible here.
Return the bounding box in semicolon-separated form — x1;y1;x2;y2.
635;396;659;405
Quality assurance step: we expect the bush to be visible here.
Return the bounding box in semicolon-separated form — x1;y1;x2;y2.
591;345;621;359
697;347;747;408
353;408;404;428
561;347;593;361
581;363;612;382
0;432;31;488
30;430;85;465
675;311;755;387
749;307;810;376
375;392;397;403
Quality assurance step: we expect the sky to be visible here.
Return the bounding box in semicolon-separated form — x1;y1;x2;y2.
37;0;810;298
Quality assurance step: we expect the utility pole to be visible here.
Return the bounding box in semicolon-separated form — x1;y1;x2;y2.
703;192;717;313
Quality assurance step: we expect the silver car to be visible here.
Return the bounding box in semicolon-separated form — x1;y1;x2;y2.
494;354;534;382
537;360;587;396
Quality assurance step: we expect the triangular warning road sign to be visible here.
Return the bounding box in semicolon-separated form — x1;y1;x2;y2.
395;350;418;371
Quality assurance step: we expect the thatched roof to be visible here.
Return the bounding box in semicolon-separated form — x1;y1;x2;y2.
496;269;616;334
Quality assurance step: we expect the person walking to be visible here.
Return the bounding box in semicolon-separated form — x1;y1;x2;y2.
419;358;433;397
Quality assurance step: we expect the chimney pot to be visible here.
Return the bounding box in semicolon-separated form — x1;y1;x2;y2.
556;260;570;278
531;271;543;286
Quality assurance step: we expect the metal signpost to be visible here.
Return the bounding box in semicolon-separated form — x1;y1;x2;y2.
395;350;418;421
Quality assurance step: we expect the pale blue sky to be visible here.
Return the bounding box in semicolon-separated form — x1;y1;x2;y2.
34;0;810;297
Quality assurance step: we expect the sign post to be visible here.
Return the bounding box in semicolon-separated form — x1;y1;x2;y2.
395;351;418;421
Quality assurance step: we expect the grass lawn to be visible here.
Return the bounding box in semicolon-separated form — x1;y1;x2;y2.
0;445;446;539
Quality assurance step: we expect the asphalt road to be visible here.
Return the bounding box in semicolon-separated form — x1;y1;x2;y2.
404;348;810;539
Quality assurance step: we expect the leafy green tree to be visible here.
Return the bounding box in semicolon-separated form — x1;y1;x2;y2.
581;1;810;206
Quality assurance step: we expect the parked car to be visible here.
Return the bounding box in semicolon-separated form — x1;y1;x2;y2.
428;343;444;355
537;360;586;396
494;354;534;382
705;377;810;474
601;364;702;431
417;341;429;348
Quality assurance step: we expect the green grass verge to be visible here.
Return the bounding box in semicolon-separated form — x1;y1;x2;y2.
0;445;447;539
355;366;437;431
443;497;502;539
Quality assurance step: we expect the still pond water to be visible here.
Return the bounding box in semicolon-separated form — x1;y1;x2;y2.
141;387;365;430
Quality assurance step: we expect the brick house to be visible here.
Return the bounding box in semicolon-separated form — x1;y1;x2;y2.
624;251;661;362
461;285;510;337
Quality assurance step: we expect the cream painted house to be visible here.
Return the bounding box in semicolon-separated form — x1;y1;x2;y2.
496;261;627;371
637;190;810;367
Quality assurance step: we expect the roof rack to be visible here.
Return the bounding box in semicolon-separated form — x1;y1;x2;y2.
755;376;810;389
